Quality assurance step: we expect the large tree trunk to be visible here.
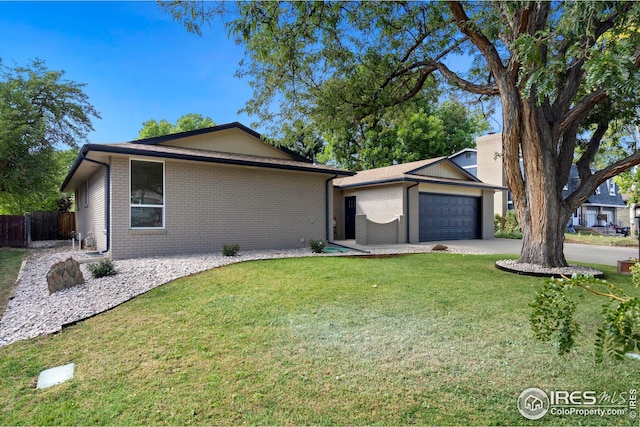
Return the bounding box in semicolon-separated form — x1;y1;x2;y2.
518;196;570;267
502;92;572;267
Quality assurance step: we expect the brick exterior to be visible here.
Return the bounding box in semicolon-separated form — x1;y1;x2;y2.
335;180;495;244
476;133;508;215
75;167;107;250
107;156;332;259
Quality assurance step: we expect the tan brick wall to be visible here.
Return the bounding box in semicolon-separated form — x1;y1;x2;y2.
354;185;404;223
476;133;508;215
355;214;404;245
75;167;107;251
109;156;332;259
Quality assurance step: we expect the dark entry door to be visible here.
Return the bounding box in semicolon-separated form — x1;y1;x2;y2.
345;196;356;239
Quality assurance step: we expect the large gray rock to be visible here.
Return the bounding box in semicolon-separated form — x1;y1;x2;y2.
47;258;84;294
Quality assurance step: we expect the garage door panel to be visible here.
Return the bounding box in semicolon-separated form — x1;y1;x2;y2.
419;193;480;241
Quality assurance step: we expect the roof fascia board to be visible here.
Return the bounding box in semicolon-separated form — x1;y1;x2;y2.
406;157;482;183
62;144;352;191
336;176;505;191
581;202;627;208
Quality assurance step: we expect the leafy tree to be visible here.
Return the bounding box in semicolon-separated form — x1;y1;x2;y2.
137;113;216;139
530;271;640;362
319;97;487;170
278;120;325;162
0;58;99;214
163;1;640;268
609;113;640;205
0;148;78;214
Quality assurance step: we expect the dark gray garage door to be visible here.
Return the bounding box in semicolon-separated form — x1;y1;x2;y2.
419;193;480;241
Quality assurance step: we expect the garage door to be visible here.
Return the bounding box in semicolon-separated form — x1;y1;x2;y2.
419;193;480;241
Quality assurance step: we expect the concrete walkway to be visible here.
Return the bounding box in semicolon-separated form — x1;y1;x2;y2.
334;238;639;267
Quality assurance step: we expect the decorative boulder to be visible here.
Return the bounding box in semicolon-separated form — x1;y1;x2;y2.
47;257;85;294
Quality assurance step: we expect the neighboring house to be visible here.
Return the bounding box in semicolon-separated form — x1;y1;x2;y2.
564;166;627;227
332;158;503;245
471;133;627;226
449;148;478;176
61;122;353;259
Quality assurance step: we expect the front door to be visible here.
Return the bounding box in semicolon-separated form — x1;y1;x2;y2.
345;196;356;239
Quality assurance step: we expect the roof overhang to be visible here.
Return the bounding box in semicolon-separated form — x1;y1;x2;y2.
335;175;506;191
61;143;354;192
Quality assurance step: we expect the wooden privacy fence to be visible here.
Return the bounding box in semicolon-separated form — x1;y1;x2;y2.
0;216;27;247
0;212;75;247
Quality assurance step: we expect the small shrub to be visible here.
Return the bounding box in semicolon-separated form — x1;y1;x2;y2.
222;243;240;257
309;239;326;253
494;210;521;238
87;258;117;278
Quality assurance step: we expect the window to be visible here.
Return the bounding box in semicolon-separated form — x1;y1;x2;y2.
85;180;90;207
608;179;616;196
130;159;164;228
595;185;601;195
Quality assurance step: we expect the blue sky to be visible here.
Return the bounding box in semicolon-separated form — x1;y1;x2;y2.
0;1;258;144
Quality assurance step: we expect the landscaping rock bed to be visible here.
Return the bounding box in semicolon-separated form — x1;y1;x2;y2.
0;241;493;347
495;259;604;278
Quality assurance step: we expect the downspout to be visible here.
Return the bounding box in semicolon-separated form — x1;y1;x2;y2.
81;153;110;254
325;174;338;241
406;182;419;243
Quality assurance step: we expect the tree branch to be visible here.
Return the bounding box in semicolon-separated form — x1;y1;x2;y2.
576;122;608;182
552;5;624;120
448;1;506;81
559;89;608;133
574;282;628;303
435;62;499;95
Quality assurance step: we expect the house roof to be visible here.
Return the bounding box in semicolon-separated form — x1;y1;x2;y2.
61;122;353;192
564;164;626;207
448;147;477;159
133;121;310;162
334;157;505;191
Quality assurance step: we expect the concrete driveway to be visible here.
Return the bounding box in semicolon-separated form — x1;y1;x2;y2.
440;239;638;267
335;238;638;267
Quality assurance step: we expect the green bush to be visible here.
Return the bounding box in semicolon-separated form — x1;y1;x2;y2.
494;210;521;238
222;243;240;257
87;258;117;278
309;239;326;253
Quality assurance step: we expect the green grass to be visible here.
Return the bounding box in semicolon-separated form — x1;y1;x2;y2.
1;254;640;425
0;248;25;319
495;230;638;248
565;232;638;247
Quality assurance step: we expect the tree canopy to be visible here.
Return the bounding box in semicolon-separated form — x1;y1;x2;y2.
0;58;99;214
137;113;216;139
321;98;488;170
163;1;640;268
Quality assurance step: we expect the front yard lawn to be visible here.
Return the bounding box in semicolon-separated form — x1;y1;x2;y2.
0;248;25;318
1;253;639;425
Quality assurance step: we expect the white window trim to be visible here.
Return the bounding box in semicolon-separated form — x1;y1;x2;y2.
608;179;616;196
129;158;165;229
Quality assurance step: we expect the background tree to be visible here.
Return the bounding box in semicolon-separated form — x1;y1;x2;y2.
0;58;99;214
0;148;78;214
163;1;640;268
137;113;216;139
321;98;488;170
